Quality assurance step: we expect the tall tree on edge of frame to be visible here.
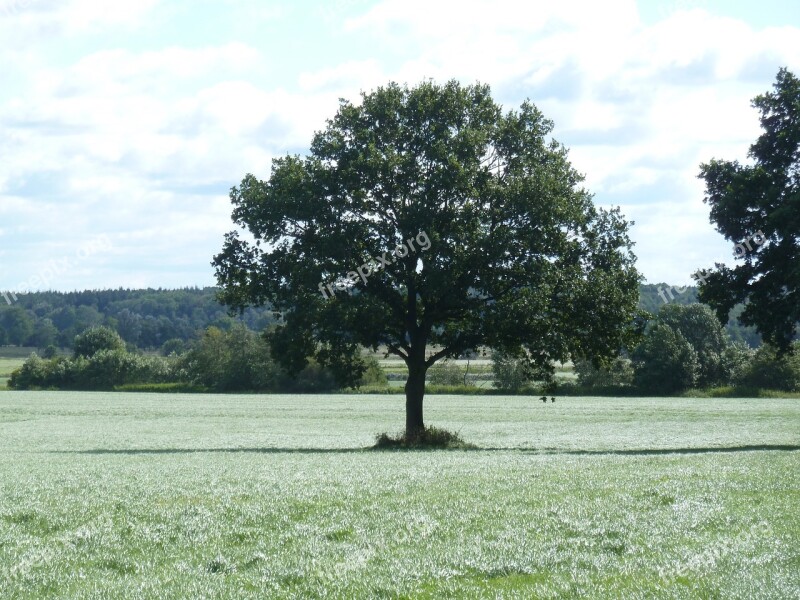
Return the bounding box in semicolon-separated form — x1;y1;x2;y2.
698;68;800;352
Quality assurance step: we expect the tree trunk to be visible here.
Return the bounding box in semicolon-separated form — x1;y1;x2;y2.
405;360;426;436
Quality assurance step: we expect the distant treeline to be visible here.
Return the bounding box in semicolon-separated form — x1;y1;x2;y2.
0;287;277;350
0;284;760;350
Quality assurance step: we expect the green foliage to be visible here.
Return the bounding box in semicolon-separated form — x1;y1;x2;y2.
357;356;388;387
632;323;699;393
721;342;755;385
734;342;800;392
637;283;699;314
73;326;125;358
724;304;762;348
9;349;175;391
80;350;174;389
160;338;187;356
0;287;278;350
491;351;534;392
1;283;768;357
698;68;800;352
8;353;52;390
178;325;280;392
177;324;339;392
573;357;634;388
374;426;475;450
213;79;641;431
9;323;346;393
630;303;748;393
280;359;338;393
423;384;496;395
29;318;58;349
0;306;34;345
655;303;729;387
428;361;469;386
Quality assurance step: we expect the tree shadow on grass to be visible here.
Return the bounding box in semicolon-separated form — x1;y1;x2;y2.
552;444;800;456
51;444;800;456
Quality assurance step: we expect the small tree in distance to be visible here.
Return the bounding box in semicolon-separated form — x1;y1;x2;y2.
632;303;733;393
632;324;699;394
574;356;633;389
73;326;126;359
655;303;729;388
491;351;535;392
214;80;641;439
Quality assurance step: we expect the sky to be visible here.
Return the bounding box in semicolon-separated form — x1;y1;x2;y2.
1;0;799;295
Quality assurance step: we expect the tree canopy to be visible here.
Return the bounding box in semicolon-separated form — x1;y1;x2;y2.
698;68;800;351
632;303;731;393
73;326;126;358
213;80;641;435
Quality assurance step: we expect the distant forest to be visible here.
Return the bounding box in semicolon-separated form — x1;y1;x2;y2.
0;284;760;351
0;288;277;350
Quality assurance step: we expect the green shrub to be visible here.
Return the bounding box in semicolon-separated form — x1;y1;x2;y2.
491;351;534;392
9;348;177;391
574;357;634;388
721;342;755;385
734;342;800;392
428;361;468;386
655;303;729;387
178;325;282;391
71;350;176;390
632;323;699;393
160;338;187;356
8;353;50;390
358;357;388;387
373;426;476;450
73;326;126;358
77;350;133;389
278;359;338;392
425;384;500;395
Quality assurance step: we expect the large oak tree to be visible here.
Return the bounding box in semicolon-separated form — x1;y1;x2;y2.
698;68;800;352
213;80;640;435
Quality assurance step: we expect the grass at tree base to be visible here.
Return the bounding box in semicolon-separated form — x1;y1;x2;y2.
373;426;477;450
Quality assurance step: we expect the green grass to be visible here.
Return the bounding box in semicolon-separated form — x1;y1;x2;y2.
0;393;798;598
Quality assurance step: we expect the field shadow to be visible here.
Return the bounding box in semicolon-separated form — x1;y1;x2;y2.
57;447;370;455
548;444;800;456
53;444;800;456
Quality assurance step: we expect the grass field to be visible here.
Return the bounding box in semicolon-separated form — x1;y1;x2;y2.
0;393;798;599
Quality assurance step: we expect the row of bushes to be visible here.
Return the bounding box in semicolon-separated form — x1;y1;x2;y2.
9;307;797;395
9;325;387;392
573;304;800;394
9;350;174;391
475;303;799;394
573;343;800;394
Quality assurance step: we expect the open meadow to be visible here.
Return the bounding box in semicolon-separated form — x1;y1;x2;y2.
0;393;798;599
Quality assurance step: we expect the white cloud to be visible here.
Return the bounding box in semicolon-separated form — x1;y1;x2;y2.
338;1;798;286
0;0;162;34
298;59;385;94
1;0;799;290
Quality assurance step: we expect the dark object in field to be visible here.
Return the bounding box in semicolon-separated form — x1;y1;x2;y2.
540;396;547;403
373;426;476;450
551;397;556;403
